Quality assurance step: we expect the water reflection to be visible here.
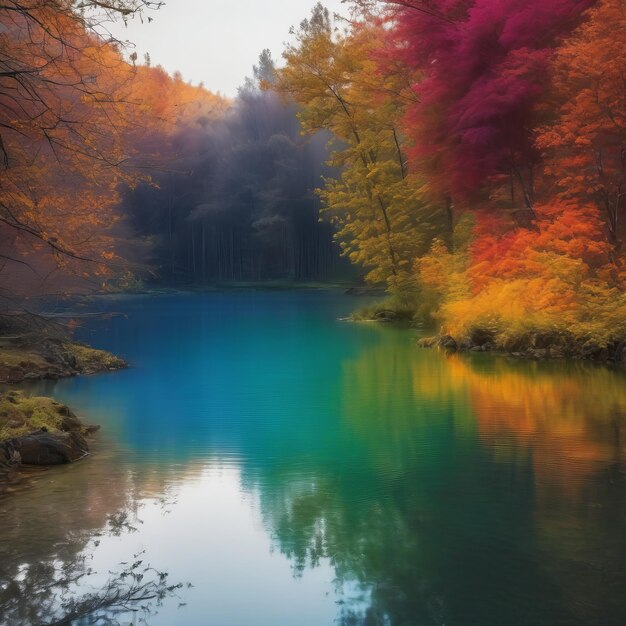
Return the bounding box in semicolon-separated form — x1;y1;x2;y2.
1;294;625;625
258;328;626;626
0;455;343;625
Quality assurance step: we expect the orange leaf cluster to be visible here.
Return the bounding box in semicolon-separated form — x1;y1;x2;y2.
0;2;227;296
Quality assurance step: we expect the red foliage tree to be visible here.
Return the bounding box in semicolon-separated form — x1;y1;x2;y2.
388;0;593;224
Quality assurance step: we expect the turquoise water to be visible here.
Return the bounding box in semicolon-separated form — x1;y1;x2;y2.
1;291;625;625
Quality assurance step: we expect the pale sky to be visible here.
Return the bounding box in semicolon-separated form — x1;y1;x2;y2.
108;0;348;97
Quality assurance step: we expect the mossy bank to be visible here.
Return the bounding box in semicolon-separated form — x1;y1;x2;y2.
0;313;127;492
0;391;101;492
0;341;126;383
351;295;626;364
417;330;626;363
0;312;126;383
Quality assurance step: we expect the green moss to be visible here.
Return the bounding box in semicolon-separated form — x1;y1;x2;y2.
0;348;48;369
0;341;126;383
351;293;422;322
0;391;70;440
67;343;126;372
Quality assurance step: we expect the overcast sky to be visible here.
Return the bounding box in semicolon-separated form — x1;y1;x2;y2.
108;0;347;97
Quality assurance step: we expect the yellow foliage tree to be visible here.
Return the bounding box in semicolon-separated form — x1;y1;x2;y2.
276;3;444;291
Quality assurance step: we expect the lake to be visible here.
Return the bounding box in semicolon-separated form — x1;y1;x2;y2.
1;291;625;625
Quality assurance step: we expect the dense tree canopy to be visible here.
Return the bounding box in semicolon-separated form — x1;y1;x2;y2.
1;0;625;349
123;52;348;283
270;0;626;348
0;0;189;297
0;1;349;298
277;3;446;291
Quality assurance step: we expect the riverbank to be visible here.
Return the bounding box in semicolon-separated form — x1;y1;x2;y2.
0;340;126;383
417;331;626;363
0;312;127;492
90;280;368;295
0;313;127;384
0;391;101;493
351;297;626;363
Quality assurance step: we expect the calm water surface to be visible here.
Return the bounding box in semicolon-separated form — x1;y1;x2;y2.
1;291;625;625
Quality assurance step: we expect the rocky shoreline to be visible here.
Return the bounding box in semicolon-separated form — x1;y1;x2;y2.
417;330;626;363
0;391;102;493
0;338;127;384
349;300;626;364
0;313;127;493
0;312;127;384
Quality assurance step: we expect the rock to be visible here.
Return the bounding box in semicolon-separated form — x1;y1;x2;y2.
502;336;524;353
530;332;554;350
0;440;21;476
437;335;458;351
470;346;484;352
55;404;84;433
503;331;572;355
579;341;610;361
10;429;89;465
469;328;494;347
608;341;626;362
40;339;78;370
374;309;398;322
85;424;101;434
417;336;438;348
549;346;565;359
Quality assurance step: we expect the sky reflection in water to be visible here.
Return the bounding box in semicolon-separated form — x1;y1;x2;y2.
1;291;625;626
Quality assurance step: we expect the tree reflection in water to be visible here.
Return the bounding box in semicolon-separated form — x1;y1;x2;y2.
1;321;625;626
0;447;188;626
257;329;626;626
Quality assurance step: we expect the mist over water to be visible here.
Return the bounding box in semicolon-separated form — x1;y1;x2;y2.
1;291;625;625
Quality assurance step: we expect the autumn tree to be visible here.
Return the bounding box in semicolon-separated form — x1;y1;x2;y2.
0;1;161;297
386;0;593;227
276;3;443;291
537;0;626;257
369;0;626;346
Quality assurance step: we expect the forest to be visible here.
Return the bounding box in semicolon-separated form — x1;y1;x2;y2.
1;2;626;624
1;0;625;351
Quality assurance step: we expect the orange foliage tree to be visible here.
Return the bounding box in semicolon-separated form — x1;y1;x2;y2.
0;2;146;295
537;0;626;257
0;1;226;297
298;1;624;353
